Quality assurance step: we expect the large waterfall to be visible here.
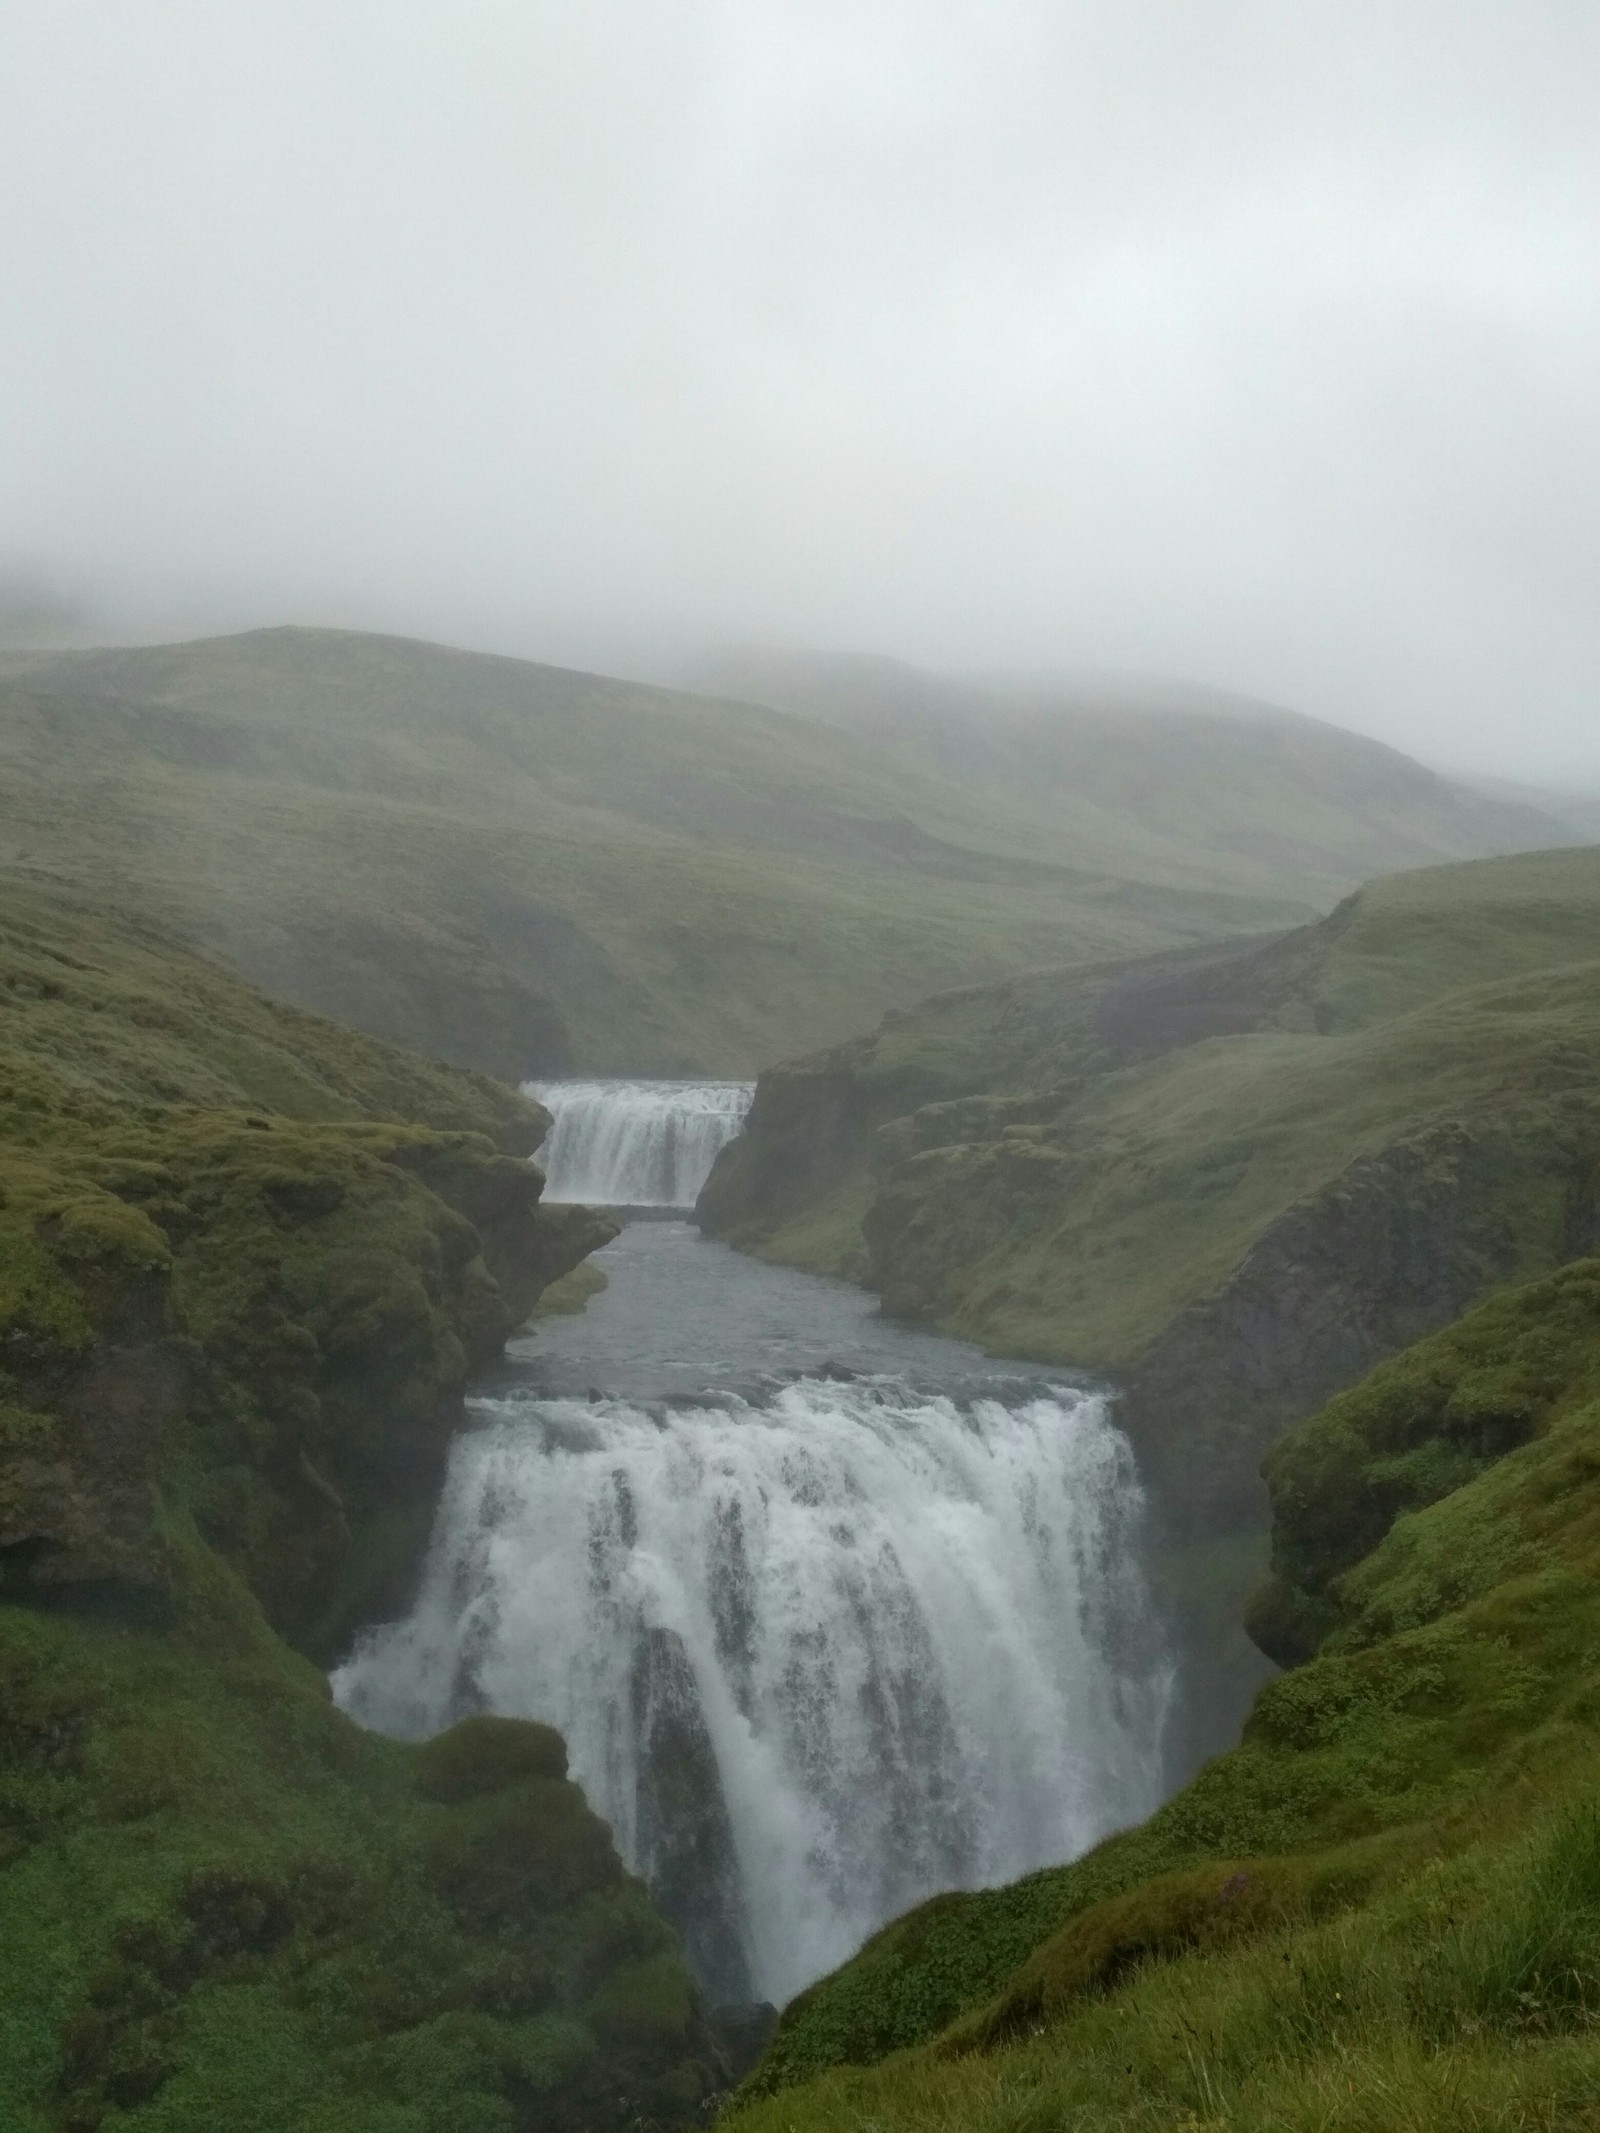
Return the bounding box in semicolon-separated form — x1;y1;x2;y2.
527;1079;753;1206
334;1374;1170;2006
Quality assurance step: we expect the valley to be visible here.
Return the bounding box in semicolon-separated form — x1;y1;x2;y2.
3;640;1599;2132
14;13;1599;2127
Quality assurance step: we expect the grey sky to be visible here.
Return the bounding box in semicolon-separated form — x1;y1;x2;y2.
3;2;1598;779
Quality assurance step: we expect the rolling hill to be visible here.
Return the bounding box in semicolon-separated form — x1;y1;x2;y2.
694;647;1569;906
0;626;1567;1079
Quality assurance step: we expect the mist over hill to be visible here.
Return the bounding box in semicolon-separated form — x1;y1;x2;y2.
0;626;1569;1081
694;649;1571;902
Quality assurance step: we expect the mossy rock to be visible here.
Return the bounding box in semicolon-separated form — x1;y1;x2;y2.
416;1715;570;1802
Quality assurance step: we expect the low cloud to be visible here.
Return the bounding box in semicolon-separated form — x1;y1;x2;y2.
2;2;1597;780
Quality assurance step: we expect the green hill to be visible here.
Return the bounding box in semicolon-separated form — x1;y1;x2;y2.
0;627;1564;1078
695;648;1569;906
725;1260;1600;2133
0;882;732;2129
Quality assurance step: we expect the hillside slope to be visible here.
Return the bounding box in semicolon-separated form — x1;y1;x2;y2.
0;627;1564;1079
0;886;736;2130
697;647;1569;901
726;1260;1600;2133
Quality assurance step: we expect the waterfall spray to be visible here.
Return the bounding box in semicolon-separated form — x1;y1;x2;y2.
335;1375;1170;2005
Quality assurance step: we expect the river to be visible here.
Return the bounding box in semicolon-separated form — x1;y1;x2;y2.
334;1085;1172;2011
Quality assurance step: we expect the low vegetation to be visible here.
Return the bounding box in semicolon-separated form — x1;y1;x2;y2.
726;1257;1600;2131
0;881;722;2131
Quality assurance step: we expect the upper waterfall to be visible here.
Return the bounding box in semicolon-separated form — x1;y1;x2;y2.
527;1078;753;1206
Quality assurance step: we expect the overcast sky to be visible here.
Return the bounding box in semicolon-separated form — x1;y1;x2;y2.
3;2;1598;780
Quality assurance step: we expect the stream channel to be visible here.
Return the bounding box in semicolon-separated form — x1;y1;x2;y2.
335;1082;1173;2010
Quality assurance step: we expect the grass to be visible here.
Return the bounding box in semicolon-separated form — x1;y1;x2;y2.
0;886;716;2130
0;626;1566;1078
721;1258;1600;2132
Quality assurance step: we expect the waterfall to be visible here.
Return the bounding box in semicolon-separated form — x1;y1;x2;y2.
526;1079;753;1206
334;1376;1171;2006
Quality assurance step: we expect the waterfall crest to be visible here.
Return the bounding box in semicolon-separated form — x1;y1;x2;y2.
527;1079;752;1206
334;1376;1171;2005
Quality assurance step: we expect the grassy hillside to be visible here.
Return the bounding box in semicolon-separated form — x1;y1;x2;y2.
0;872;537;1149
0;627;1563;1079
697;648;1569;902
704;843;1600;1376
0;885;732;2130
725;1259;1600;2132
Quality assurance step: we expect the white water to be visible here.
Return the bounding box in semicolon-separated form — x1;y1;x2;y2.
527;1079;753;1206
335;1373;1170;2005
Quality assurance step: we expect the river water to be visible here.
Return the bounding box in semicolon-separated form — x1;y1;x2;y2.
334;1092;1172;2010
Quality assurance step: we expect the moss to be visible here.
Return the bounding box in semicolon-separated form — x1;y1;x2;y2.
0;1508;716;2131
528;1260;608;1319
0;1221;95;1351
0;894;698;2130
415;1717;569;1802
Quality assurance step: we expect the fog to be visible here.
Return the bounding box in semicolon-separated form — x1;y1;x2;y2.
3;2;1598;782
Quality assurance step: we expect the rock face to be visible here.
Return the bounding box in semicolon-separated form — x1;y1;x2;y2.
630;1628;754;2007
695;1049;882;1260
1119;1108;1600;1539
0;888;723;2133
